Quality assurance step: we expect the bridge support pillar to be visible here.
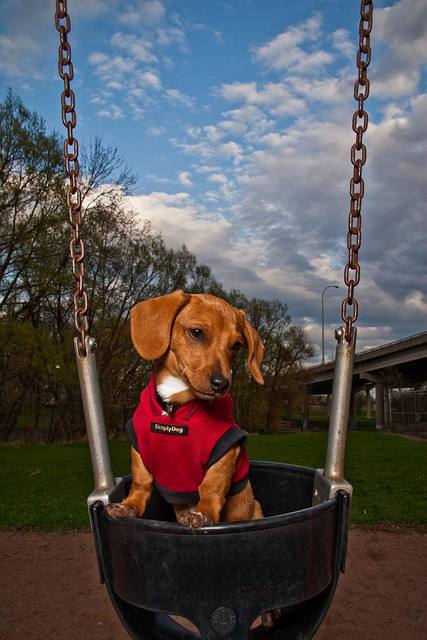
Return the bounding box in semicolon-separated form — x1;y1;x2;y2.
385;387;393;428
365;386;372;419
302;398;309;430
349;390;357;431
375;383;385;430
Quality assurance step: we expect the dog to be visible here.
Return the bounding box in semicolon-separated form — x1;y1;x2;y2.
107;290;281;630
107;290;265;527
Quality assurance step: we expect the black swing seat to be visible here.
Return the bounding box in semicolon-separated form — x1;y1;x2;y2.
90;461;350;640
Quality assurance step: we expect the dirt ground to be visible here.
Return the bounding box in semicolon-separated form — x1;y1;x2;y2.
1;527;426;640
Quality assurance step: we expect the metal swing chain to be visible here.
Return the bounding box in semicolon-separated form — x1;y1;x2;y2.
341;0;373;342
55;0;89;355
53;0;371;351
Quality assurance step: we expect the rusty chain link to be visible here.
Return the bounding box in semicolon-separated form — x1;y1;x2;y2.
54;0;372;348
55;0;89;354
341;0;373;341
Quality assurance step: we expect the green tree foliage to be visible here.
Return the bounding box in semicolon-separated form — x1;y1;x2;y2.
0;92;313;441
227;293;314;432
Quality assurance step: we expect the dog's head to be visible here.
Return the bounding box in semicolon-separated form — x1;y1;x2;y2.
131;290;264;400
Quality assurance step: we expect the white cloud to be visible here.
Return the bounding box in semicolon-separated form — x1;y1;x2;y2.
165;88;194;107
88;51;109;65
127;191;283;298
374;0;427;98
217;80;306;116
83;1;195;119
206;172;235;201
231;93;426;345
220;106;276;143
218;81;258;103
162;56;174;69
403;291;427;314
157;26;187;50
0;34;37;78
178;171;193;187
287;75;352;105
207;173;229;185
110;33;158;63
4;0;424;350
95;104;124;119
172;138;214;161
0;2;46;79
129;103;145;121
119;0;165;27
72;0;119;18
376;0;427;62
194;164;223;174
88;52;138;90
146;125;165;136
128;192;233;260
145;174;174;185
253;15;333;74
89;95;106;105
218;119;247;136
218;141;243;164
131;72;426;349
373;70;421;99
162;4;425;349
171;135;243;166
213;31;223;45
330;29;354;59
88;43;193;112
139;70;162;90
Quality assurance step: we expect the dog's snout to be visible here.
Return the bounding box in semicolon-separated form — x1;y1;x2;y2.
209;373;229;394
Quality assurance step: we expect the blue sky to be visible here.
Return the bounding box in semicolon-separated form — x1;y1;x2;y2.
1;0;426;361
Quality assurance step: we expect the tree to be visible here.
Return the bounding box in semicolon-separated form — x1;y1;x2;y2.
0;90;64;316
228;292;314;432
0;92;314;442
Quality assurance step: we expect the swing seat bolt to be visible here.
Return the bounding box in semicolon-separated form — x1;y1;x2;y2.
210;607;237;633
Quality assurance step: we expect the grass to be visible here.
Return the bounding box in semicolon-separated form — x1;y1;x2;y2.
305;414;376;429
0;433;426;530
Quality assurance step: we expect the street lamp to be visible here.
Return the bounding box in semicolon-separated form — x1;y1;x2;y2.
322;285;339;364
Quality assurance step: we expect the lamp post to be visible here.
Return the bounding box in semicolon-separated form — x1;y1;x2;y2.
322;285;339;364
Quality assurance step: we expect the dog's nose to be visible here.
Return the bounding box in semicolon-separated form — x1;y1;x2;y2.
209;373;230;394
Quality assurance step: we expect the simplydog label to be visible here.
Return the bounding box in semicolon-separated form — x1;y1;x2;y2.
150;422;188;436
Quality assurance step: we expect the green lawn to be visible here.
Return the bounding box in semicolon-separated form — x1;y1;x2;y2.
305;414;376;430
0;433;425;529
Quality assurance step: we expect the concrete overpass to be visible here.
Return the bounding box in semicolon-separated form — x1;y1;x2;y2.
304;331;427;429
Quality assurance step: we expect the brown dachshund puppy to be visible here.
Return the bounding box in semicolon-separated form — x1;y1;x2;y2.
107;290;265;528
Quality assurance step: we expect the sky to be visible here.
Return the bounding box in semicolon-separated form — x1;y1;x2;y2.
0;0;426;362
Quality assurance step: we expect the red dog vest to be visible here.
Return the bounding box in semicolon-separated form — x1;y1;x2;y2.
128;375;249;504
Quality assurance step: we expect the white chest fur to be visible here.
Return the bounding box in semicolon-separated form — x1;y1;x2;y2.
156;375;189;402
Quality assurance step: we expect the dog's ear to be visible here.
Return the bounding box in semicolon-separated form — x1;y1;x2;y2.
241;314;265;385
131;290;191;360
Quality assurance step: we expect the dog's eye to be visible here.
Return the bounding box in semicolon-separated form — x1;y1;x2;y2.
188;328;205;341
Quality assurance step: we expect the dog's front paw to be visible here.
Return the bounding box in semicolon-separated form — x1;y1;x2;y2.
179;510;213;528
106;502;138;519
261;609;282;631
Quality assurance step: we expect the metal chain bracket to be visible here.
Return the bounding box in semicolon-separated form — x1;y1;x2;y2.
55;0;89;354
341;0;373;341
